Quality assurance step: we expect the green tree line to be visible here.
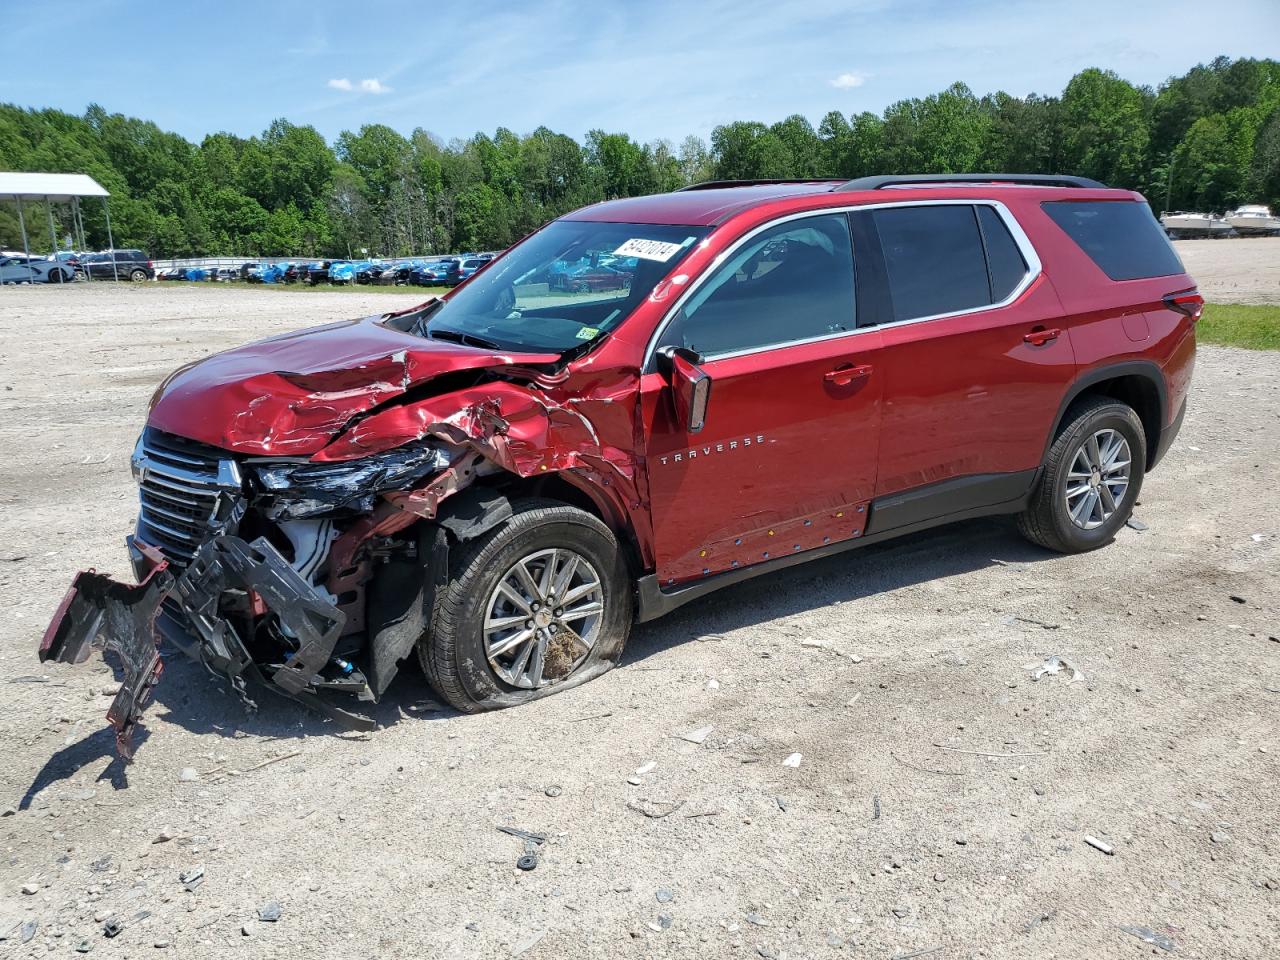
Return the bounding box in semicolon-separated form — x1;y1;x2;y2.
2;55;1277;259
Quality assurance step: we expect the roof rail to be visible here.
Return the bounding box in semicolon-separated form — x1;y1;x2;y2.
676;178;841;192
833;173;1106;192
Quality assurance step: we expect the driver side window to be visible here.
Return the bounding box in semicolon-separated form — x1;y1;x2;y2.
660;213;855;359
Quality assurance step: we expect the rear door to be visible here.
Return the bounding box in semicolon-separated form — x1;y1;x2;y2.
641;212;884;586
853;201;1076;531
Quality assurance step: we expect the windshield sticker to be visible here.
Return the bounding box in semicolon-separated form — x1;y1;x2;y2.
574;326;600;340
613;238;685;262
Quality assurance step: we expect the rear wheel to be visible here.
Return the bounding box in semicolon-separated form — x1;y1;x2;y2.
129;268;147;282
418;499;632;712
1018;397;1146;553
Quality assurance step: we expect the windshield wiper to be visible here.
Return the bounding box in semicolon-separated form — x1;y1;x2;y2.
425;326;502;350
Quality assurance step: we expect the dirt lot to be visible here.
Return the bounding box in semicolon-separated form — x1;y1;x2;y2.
1172;237;1280;305
0;269;1277;959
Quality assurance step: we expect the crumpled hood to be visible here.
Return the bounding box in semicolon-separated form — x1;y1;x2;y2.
147;315;560;457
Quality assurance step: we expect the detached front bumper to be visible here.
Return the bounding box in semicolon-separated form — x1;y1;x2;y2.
40;534;374;760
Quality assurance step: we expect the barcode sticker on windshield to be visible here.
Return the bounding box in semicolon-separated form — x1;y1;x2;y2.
613;238;684;262
575;326;600;340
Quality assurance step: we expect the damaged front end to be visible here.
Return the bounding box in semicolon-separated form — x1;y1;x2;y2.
41;427;465;758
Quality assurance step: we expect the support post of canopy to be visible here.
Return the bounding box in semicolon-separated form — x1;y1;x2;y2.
15;195;35;284
73;197;88;279
103;198;119;281
46;196;60;280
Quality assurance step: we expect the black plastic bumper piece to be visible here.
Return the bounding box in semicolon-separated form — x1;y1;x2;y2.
40;540;175;760
41;534;374;759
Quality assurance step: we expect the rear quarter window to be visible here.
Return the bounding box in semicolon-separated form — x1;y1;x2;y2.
1042;201;1184;281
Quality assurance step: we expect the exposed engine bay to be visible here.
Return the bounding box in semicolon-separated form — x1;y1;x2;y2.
39;302;646;759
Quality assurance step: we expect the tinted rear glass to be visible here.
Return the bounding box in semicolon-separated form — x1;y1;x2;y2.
873;205;990;322
976;205;1027;301
1042;201;1183;281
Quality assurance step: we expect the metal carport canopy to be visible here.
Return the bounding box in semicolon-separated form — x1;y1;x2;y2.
0;172;110;201
0;172;120;283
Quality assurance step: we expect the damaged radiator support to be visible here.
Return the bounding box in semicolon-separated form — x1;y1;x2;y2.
40;534;375;760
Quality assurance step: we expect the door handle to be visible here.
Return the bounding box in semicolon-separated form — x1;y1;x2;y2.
1024;327;1061;346
824;363;873;386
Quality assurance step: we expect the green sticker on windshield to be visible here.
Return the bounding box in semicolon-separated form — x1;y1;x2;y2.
575;326;600;340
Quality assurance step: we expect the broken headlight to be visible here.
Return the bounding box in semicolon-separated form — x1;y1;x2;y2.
251;439;451;520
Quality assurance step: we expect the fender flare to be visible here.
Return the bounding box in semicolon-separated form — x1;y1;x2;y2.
1042;360;1168;467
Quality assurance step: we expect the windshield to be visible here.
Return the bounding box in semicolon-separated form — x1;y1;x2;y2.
407;220;709;352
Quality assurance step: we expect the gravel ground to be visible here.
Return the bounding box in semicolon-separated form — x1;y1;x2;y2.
0;278;1276;960
1172;237;1280;305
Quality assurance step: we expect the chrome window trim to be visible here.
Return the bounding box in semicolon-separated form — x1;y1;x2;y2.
643;198;1042;367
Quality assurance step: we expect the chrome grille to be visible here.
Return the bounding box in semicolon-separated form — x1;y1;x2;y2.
133;429;242;565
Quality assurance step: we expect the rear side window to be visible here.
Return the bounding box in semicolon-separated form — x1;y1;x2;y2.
872;205;991;322
976;206;1027;301
1042;201;1184;281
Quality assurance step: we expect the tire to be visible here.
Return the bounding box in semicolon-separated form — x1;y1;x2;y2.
129;269;147;282
1018;396;1146;553
418;499;632;713
48;268;65;283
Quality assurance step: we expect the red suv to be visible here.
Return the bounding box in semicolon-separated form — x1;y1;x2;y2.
42;173;1198;755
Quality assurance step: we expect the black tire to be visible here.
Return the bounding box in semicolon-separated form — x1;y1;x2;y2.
129;269;147;282
1018;396;1146;553
418;499;632;713
48;267;66;283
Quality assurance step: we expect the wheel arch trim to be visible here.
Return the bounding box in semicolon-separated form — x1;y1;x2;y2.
1044;360;1168;469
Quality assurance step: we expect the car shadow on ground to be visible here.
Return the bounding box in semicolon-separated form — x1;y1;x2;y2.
624;516;1055;663
28;516;1055;783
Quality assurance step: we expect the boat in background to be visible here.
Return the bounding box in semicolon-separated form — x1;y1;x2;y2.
1225;205;1280;235
1159;212;1234;238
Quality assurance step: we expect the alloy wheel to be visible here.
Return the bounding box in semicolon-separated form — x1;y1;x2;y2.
1064;428;1132;530
483;547;604;689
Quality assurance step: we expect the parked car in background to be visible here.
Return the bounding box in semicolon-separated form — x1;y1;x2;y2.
377;261;419;285
306;261;336;285
410;260;454;286
82;249;154;281
445;257;487;286
354;261;384;285
50;251;86;276
0;255;74;284
328;261;357;284
239;262;261;281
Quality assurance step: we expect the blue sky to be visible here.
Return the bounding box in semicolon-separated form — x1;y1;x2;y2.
3;0;1278;147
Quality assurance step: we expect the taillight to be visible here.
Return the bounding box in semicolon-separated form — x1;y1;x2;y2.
1163;288;1203;321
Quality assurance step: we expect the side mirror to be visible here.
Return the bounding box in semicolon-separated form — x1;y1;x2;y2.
658;346;712;434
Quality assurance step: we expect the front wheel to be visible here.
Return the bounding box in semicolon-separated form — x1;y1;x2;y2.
418;499;632;712
1018;397;1146;553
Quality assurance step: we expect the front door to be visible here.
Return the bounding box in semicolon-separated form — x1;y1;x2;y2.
639;212;884;587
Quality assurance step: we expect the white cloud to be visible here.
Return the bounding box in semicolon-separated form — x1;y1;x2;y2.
327;77;353;91
359;78;392;94
829;71;867;89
